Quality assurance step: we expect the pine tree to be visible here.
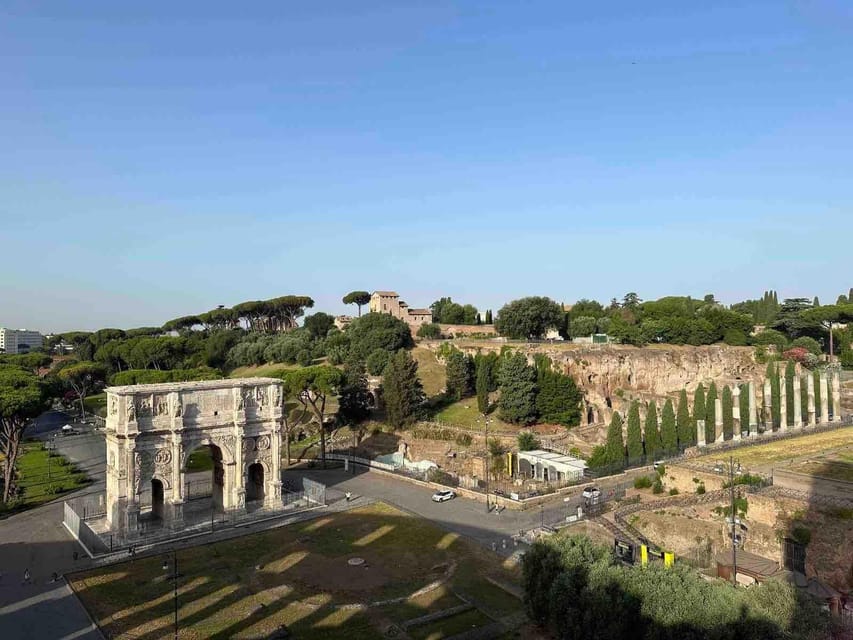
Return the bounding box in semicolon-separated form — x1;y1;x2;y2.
676;389;692;447
721;386;733;440
626;401;643;461
784;361;795;426
604;412;625;468
445;350;474;400
739;384;750;435
660;399;677;453
693;384;706;440
498;352;538;425
382;350;425;428
705;382;718;443
644;401;660;458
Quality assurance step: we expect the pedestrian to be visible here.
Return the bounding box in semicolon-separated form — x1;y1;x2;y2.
23;568;31;585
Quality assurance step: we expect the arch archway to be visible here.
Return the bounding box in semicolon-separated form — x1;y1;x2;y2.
151;479;164;520
246;463;265;502
183;443;225;513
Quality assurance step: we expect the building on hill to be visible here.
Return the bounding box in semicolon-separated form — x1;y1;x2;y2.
334;315;353;330
0;328;44;354
369;291;433;329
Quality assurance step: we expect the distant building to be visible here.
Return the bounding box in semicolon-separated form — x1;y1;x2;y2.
369;291;433;330
0;328;44;354
334;315;353;331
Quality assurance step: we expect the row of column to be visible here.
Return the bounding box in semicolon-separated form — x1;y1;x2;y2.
696;369;843;447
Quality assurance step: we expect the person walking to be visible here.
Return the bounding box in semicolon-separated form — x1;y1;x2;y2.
22;569;31;585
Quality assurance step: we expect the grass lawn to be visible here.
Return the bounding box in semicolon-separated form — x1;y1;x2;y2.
83;393;107;417
434;399;516;433
185;447;215;472
693;426;853;469
69;502;522;640
413;347;446;397
0;441;89;514
228;363;299;379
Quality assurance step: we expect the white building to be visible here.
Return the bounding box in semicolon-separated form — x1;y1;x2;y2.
0;328;44;354
516;450;587;483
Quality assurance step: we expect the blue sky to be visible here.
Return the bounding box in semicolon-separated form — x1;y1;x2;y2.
1;1;851;332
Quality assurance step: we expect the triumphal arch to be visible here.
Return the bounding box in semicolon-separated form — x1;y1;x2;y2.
104;378;283;533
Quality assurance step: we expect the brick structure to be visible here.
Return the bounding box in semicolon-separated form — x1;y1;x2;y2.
369;291;432;329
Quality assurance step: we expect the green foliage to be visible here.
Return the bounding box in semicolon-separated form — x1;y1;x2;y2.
784;361;795;426
603;412;625;468
813;370;822;418
692;383;706;438
517;431;540;452
739;383;750;436
498;352;538;425
381;350;425;428
303;312;335;340
337;360;372;424
643;401;660;458
342;291;371;316
445;351;475;400
652;478;664;494
659;399;677;452
295;349;313;367
345;312;414;360
0;368;50;502
768;363;781;429
475;355;491;413
722;328;748;346
752;329;789;352
790;336;821;356
655;463;666;476
721;386;734;439
633;476;652;489
416;323;442;339
111;367;221;385
569;315;597;339
676;389;693;446
696;482;706;494
668;487;679;496
494;296;564;339
705;382;718;443
365;349;390;376
626;402;643;460
535;364;582;426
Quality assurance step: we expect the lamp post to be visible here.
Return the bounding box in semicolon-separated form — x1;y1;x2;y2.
728;456;738;586
480;413;491;513
162;551;179;639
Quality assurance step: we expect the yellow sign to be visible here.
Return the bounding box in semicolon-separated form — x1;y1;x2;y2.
506;452;513;475
640;544;648;566
664;552;674;568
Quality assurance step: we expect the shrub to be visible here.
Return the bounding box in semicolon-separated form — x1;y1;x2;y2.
417;323;442;339
791;525;811;546
652;479;664;494
696;483;706;495
296;349;313;367
790;336;822;356
517;431;540;452
669;488;679;496
655;463;666;476
455;433;472;447
634;476;653;489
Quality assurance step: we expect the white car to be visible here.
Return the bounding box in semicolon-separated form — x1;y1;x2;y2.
582;486;601;501
432;489;456;502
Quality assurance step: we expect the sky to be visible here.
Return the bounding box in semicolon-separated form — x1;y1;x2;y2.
1;1;852;332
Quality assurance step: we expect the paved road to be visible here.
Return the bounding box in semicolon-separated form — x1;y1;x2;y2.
0;427;105;640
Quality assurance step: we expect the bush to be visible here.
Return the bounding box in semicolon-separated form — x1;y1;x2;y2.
790;525;811;546
790;336;822;356
296;350;313;367
696;483;706;495
633;476;653;489
669;487;679;496
655;463;666;476
652;479;664;494
517;431;540;452
365;349;390;376
455;433;472;446
417;323;442;339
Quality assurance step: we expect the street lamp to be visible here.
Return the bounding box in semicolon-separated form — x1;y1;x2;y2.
162;551;179;639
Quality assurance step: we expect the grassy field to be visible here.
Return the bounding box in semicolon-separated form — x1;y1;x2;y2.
83;393;107;416
693;426;853;470
228;363;299;379
0;441;89;514
69;502;523;640
434;399;516;433
412;347;446;397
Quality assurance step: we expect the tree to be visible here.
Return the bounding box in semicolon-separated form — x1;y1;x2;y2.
0;368;48;502
693;384;706;439
767;362;781;429
475;355;492;413
740;383;751;436
462;304;479;325
603;412;625;467
445;351;474;400
342;291;371;317
660;399;677;453
303;312;335;340
535;366;582;426
517;431;540;451
278;375;308;467
569;316;597;339
337;359;372;426
494;297;564;339
721;386;734;440
705;382;718;442
0;353;52;375
498;352;538;425
345;313;414;360
644;401;660;458
784;360;796;426
813;369;822;419
382;350;425;428
622;292;642;309
801;304;853;358
58;362;106;417
417;323;441;339
625;402;643;461
676;389;692;446
365;349;390;376
484;309;493;324
282;366;343;468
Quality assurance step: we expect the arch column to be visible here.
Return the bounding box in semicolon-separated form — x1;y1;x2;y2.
807;374;816;426
732;386;741;441
779;377;788;432
748;382;758;437
831;371;842;422
820;374;829;424
267;429;283;507
763;379;773;430
792;375;802;428
167;435;185;525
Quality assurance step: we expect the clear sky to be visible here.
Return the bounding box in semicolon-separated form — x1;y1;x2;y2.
2;1;851;332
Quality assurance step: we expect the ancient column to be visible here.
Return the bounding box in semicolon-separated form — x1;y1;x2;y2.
807;374;816;426
820;373;829;424
696;419;706;447
732;386;741;441
748;381;758;436
714;397;724;442
763;379;772;430
831;370;842;422
779;377;788;432
792;375;802;428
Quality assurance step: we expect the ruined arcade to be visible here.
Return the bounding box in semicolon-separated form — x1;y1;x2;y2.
104;378;284;533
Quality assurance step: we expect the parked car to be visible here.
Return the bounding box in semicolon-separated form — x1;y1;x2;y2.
60;425;79;436
431;489;456;502
582;486;601;501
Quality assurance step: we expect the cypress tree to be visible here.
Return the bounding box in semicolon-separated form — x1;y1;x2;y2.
604;411;625;468
784;361;795;426
721;386;733;440
705;382;718;443
485;309;493;324
676;389;692;446
644;401;660;458
813;370;822;419
813;296;820;307
799;375;808;424
739;384;750;436
693;384;706;439
475;358;491;413
768;362;781;430
498;352;538;425
660;399;677;453
626;401;643;462
382;350;425;428
446;350;474;400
